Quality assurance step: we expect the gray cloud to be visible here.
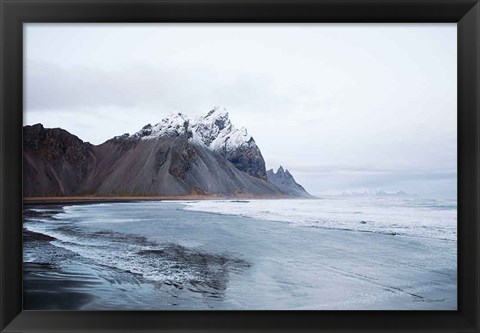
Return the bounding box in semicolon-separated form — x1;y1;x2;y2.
26;60;280;113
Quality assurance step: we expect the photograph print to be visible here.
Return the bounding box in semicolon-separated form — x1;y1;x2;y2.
23;23;457;310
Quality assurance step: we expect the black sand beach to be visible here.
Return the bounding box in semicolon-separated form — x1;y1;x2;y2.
23;200;457;310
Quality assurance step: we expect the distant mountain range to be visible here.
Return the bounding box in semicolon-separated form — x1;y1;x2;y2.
339;190;412;197
23;106;311;198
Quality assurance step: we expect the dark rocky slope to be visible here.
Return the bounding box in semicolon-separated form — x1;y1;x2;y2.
23;124;95;196
86;128;280;196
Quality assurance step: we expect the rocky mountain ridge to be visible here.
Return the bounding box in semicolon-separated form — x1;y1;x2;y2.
266;166;312;198
23;107;311;198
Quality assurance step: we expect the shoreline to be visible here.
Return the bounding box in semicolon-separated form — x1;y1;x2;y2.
23;194;296;205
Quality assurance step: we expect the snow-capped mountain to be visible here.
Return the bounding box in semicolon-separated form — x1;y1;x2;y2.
23;107;309;198
124;106;249;150
120;106;267;180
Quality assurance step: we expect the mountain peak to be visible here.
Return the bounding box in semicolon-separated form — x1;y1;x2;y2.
193;106;248;149
200;106;232;135
167;111;188;121
267;165;311;198
206;105;228;119
191;107;266;180
132;112;190;140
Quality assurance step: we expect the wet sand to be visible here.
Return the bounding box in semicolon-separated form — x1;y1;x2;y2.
23;262;98;310
23;229;99;310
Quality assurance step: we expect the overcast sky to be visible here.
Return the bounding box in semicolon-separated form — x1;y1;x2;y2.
24;24;457;198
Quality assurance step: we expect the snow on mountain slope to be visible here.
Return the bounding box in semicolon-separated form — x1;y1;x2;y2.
192;106;267;180
192;105;251;152
130;112;192;140
127;106;254;154
192;106;268;180
124;106;268;180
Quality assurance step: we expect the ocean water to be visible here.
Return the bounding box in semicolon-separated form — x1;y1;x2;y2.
23;197;457;310
183;197;457;241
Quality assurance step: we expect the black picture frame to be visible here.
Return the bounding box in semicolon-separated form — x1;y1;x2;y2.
1;0;478;332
